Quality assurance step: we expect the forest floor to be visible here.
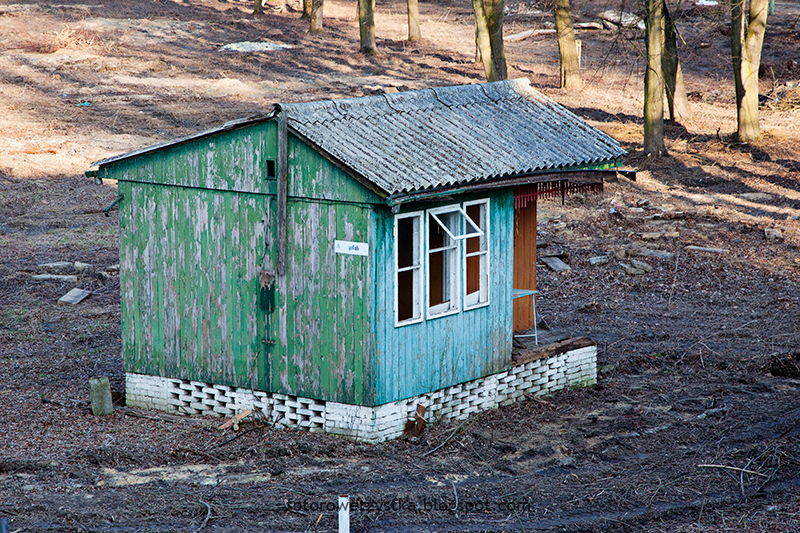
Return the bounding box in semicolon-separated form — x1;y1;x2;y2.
1;0;799;530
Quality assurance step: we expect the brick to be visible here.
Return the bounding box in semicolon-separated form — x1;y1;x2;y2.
526;360;543;372
477;398;496;409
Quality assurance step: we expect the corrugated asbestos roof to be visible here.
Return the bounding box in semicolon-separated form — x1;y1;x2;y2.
278;78;625;196
93;79;626;197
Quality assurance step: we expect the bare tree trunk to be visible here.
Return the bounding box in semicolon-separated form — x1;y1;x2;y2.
359;0;378;54
472;0;506;81
731;0;768;141
662;0;691;120
473;0;496;80
486;0;506;80
554;0;581;89
407;0;421;41
302;0;312;18
644;0;666;156
310;0;323;32
253;0;264;16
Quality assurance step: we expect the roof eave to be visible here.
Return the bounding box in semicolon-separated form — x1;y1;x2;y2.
385;160;624;206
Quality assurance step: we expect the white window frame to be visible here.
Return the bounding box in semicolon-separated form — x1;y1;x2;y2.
462;199;490;310
393;199;491;328
394;210;424;327
426;206;462;319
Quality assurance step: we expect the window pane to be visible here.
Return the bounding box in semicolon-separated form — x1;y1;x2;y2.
396;212;422;325
397;216;416;269
428;210;458;314
464;201;489;308
429;250;447;307
466;254;481;296
397;269;415;321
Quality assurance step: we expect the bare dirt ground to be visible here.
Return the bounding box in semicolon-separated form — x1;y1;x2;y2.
1;0;799;530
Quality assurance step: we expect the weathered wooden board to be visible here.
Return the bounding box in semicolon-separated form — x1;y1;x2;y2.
102;121;278;195
119;181;270;390
58;288;91;305
287;136;385;205
513;198;537;330
268;199;373;405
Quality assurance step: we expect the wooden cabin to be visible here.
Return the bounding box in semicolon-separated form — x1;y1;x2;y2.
92;79;625;441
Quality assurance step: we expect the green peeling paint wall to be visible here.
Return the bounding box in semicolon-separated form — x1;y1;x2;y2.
106;120;384;405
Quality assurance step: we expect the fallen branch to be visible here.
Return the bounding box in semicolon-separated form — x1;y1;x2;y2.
118;406;209;425
697;464;769;478
213;426;261;448
422;412;485;457
196;501;212;531
504;28;556;42
679;319;758;362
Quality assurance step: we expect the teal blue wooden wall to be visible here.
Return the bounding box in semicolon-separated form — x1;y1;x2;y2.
372;192;514;405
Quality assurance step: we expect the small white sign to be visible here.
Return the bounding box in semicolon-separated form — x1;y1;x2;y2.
334;240;368;257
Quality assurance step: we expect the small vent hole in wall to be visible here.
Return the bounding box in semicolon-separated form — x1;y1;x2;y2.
266;160;276;178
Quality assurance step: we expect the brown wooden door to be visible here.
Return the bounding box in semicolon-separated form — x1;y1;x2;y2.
513;199;537;331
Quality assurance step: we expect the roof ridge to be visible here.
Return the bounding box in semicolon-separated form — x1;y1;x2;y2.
280;78;535;124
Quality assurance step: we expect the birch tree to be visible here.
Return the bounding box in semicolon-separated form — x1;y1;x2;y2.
731;0;769;141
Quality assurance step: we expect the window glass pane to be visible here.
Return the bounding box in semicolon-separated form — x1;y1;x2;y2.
396;212;422;325
397;269;415;321
397;216;416;269
428;210;458;313
464;201;489;308
429;250;447;307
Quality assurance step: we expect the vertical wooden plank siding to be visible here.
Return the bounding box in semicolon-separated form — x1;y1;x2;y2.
267;198;372;405
287;136;384;205
119;182;270;389
109;123;279;194
513;199;537;330
373;191;514;405
260;137;380;405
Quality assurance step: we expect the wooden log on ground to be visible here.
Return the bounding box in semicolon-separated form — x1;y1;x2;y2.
504;28;556;42
513;337;596;366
